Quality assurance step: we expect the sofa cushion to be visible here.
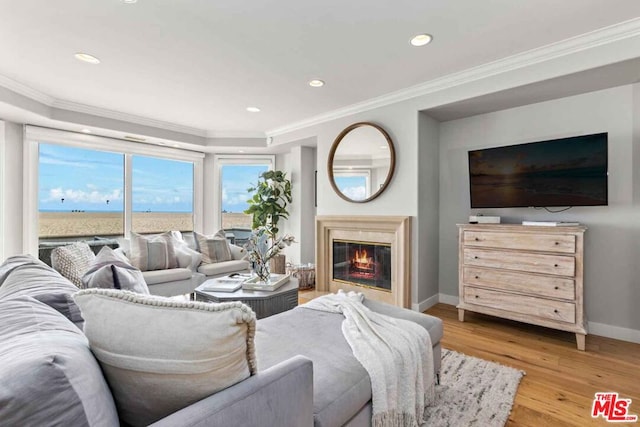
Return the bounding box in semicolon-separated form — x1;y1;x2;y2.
0;255;84;328
256;307;371;427
73;289;258;426
82;246;150;294
0;296;119;426
51;242;96;287
197;259;250;277
142;267;193;285
129;231;178;272
195;230;232;263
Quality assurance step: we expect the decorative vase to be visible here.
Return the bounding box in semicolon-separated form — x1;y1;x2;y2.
253;260;271;282
269;254;287;274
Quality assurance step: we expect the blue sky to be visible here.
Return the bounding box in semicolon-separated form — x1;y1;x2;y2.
221;164;269;213
334;176;367;200
39;144;194;212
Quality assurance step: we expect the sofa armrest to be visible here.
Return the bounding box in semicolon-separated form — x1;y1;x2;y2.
150;355;314;427
229;244;248;260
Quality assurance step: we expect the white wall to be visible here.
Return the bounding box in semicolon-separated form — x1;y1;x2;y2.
438;85;640;334
2;121;24;257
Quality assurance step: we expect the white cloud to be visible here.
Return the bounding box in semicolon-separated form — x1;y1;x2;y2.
46;187;122;204
341;186;367;200
222;187;251;206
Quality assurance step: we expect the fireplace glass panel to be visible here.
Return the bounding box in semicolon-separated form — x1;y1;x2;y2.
332;240;391;291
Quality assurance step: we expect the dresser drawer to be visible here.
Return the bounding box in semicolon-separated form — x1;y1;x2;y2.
464;231;576;254
464;286;576;324
463;267;575;300
463;248;575;277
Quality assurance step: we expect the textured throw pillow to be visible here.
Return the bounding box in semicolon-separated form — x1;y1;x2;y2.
51;242;96;288
129;231;178;272
82;246;150;294
195;230;232;264
73;289;257;426
0;296;119;426
171;231;203;271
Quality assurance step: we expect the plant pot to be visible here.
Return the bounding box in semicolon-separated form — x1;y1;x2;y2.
269;254;286;274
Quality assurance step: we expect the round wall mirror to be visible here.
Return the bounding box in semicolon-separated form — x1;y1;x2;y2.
328;122;396;203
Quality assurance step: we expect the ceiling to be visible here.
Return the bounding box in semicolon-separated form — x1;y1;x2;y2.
0;0;639;138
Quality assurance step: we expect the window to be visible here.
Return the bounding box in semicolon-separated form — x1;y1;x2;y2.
39;144;124;240
26;126;204;255
132;155;194;234
333;171;371;201
214;155;274;233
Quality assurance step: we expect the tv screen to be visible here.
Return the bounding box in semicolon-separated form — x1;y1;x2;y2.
468;133;608;208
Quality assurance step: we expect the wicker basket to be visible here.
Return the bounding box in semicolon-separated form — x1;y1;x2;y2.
287;263;316;290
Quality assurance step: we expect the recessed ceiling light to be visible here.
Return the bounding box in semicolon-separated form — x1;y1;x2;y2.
74;53;101;64
122;0;138;3
124;135;146;142
246;107;261;113
238;150;245;153
309;79;325;88
81;129;92;134
410;33;433;47
379;145;387;149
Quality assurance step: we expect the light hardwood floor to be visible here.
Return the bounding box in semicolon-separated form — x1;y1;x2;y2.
298;291;640;426
425;303;640;426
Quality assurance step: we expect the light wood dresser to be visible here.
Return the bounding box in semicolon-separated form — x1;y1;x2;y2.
457;224;587;350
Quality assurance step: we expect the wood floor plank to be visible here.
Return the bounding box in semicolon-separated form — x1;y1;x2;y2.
425;303;640;426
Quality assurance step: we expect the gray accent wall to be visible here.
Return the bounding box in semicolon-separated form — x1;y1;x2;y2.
437;84;640;331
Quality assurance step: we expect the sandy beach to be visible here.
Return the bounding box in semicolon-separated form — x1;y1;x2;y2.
39;211;252;239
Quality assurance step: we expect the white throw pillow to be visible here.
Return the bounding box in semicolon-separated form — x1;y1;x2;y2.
51;242;96;288
73;289;257;426
129;232;178;271
81;246;149;294
194;230;232;264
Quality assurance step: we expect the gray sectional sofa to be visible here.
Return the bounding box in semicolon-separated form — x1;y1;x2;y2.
0;255;443;427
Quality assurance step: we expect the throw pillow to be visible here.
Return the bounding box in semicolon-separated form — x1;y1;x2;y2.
171;231;203;271
82;246;150;294
0;296;119;426
51;242;96;288
194;230;232;264
129;231;178;272
73;289;257;426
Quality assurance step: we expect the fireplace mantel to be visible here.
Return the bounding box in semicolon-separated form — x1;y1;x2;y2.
316;216;411;308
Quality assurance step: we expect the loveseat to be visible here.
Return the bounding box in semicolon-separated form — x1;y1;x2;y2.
0;255;443;427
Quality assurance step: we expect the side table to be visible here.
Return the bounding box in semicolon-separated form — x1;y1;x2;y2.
194;278;299;319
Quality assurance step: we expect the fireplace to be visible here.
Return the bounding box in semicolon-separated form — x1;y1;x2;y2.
332;240;391;291
316;216;411;308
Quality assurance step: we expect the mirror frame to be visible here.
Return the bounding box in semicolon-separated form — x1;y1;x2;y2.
327;122;396;203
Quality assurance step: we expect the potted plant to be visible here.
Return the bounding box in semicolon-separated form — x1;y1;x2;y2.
244;170;293;274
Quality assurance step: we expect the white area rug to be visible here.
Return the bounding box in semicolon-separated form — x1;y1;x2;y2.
422;349;525;426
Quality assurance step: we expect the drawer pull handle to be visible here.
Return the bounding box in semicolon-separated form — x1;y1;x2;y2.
554;286;559;290
554;309;559;313
475;237;480;241
555;242;559;245
554;264;559;267
474;295;479;299
474;256;478;259
475;276;479;279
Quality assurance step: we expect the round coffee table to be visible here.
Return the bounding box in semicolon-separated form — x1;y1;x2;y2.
194;278;299;319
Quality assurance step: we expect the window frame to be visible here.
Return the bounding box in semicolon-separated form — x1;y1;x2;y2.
24;126;204;255
212;154;275;232
332;169;372;200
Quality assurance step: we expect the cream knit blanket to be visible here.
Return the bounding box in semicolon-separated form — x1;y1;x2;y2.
302;291;435;427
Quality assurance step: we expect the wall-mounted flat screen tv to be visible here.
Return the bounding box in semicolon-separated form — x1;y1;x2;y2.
468;133;608;208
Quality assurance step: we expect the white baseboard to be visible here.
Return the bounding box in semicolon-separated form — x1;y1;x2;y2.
588;321;640;344
412;294;439;312
434;293;640;344
438;293;459;306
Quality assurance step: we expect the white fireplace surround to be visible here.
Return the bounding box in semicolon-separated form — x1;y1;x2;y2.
316;216;411;308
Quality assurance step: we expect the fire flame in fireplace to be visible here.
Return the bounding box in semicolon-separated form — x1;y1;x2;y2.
353;249;374;271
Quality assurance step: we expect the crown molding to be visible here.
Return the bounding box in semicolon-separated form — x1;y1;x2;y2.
266;17;640;137
0;74;55;105
51;99;207;137
206;130;267;139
